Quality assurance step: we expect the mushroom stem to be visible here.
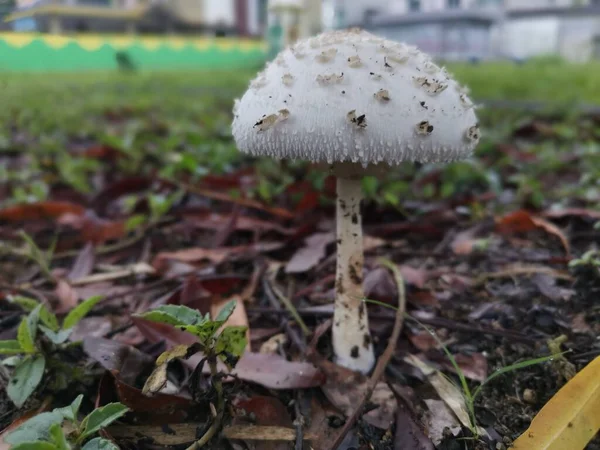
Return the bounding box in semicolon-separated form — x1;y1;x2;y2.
333;176;375;374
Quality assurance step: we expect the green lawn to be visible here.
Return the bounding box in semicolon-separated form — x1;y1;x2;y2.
1;62;599;211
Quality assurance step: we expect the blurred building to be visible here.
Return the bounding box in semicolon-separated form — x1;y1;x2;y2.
4;0;272;36
329;0;600;61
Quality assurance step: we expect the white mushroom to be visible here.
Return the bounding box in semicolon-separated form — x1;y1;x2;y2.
231;29;480;374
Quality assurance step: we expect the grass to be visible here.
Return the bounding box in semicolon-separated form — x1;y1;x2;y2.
1;60;599;212
448;58;600;105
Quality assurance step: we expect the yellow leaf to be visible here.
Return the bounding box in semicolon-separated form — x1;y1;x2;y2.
511;355;600;450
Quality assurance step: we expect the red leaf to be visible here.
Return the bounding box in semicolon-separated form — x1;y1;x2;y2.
91;176;152;213
496;210;570;255
234;396;293;427
131;316;197;347
0;201;85;222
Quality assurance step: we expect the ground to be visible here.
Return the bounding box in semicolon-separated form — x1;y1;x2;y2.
0;61;599;450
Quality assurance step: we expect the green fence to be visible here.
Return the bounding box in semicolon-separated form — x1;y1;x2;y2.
0;33;267;72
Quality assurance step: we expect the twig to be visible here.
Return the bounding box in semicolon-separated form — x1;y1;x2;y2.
185;358;224;450
294;391;305;450
326;258;406;450
262;276;306;352
475;265;573;285
267;271;311;336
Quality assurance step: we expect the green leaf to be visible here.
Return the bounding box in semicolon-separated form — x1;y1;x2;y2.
17;318;36;354
10;442;59;450
10;296;59;332
2;355;22;366
124;214;147;232
40;326;73;345
4;410;65;445
0;339;23;355
214;299;237;323
81;437;120;450
8;354;46;408
49;423;70;450
62;296;103;330
139;304;206;327
79;403;129;441
215;326;248;360
54;394;84;422
18;305;42;353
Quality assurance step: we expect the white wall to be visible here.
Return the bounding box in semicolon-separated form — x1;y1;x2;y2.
557;15;600;61
500;16;560;58
203;0;235;27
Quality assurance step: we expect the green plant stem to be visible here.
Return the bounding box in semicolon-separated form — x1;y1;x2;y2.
185;357;224;450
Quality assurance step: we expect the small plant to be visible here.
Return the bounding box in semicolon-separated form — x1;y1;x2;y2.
363;297;561;437
568;249;600;268
135;299;247;449
0;295;103;408
3;394;129;449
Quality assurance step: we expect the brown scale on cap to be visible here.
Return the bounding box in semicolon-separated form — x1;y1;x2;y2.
465;124;480;142
347;55;362;68
416;120;434;135
414;76;448;95
316;48;337;63
374;89;391;102
347;110;367;129
316;73;344;85
253;109;289;132
282;73;294;86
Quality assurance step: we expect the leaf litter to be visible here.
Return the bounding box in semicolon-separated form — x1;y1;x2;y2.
0;78;599;450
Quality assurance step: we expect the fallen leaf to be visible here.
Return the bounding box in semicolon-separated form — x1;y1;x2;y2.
399;266;430;289
404;354;487;437
54;279;80;314
91;176;152;214
83;337;154;386
187;352;326;390
0;201;85;222
453;353;488;383
153;242;283;272
423;399;461;446
285;232;333;274
495;210;570;255
234;396;293;427
105;371;197;425
67;243;95;281
395;399;435;450
108;423;203;446
259;333;288;355
511;355;600;450
451;227;481;255
363;267;398;305
316;357;397;430
223;425;316;442
570;313;592;334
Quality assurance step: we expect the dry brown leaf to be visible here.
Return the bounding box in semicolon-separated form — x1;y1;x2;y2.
496;210;570;256
317;358;397;430
404;354;488;437
259;333;288;354
54;278;79;314
285;232;333;274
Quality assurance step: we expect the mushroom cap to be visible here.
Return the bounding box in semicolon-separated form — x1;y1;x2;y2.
232;29;480;167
